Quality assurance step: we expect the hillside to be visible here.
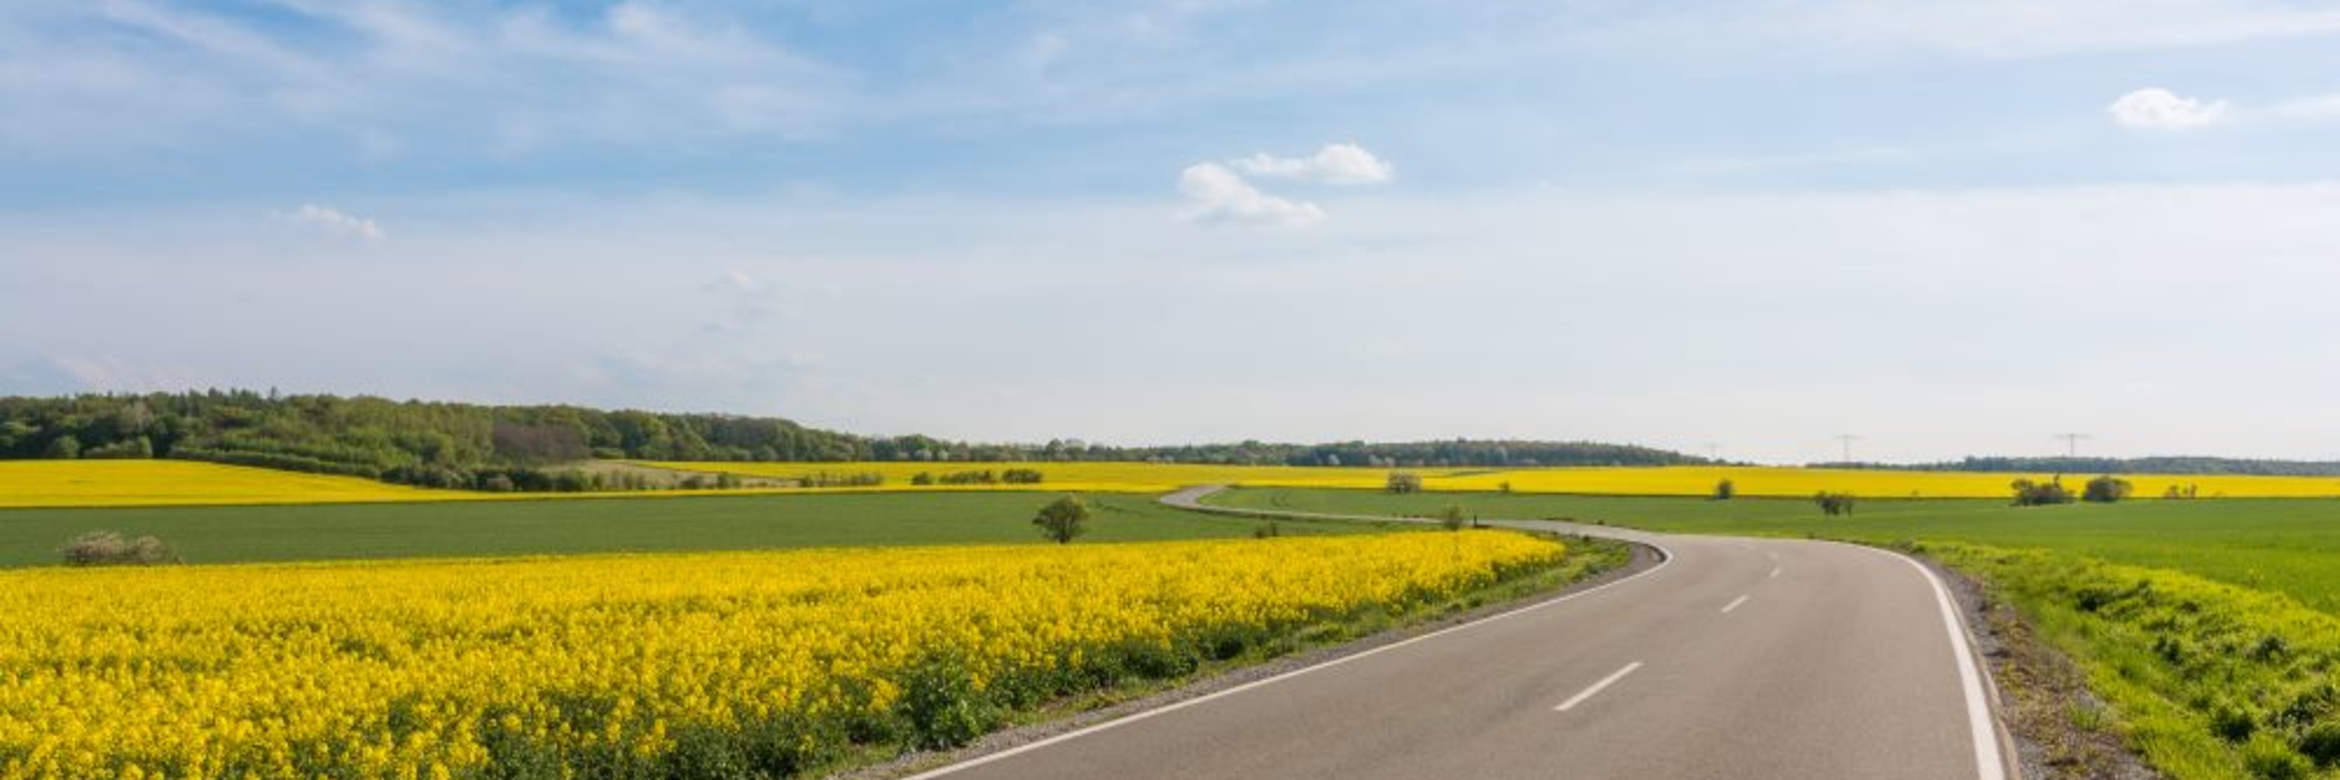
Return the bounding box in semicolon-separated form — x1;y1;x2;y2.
0;391;1695;492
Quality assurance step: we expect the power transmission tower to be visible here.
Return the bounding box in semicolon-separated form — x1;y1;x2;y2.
1834;434;1861;464
1704;442;1721;462
2055;433;2093;458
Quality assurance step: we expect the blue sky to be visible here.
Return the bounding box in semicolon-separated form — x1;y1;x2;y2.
7;0;2340;462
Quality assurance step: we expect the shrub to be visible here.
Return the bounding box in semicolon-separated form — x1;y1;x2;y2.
2244;734;2313;780
2083;475;2134;503
60;531;181;567
2301;721;2340;768
1813;491;1856;517
2213;704;2259;743
798;472;884;488
1436;505;1467;531
1712;479;1736;501
1000;469;1044;485
2011;477;2076;507
895;655;999;750
1386;471;1423;494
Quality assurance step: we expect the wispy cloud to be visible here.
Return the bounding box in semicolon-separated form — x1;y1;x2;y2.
1233;143;1395;185
2109;88;2228;130
1176;163;1325;226
281;204;385;241
1591;0;2340;61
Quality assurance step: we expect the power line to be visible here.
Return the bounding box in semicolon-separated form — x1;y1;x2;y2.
1834;434;1861;463
2055;433;2093;458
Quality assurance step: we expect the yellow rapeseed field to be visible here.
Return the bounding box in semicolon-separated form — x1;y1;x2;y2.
650;461;2340;499
0;460;485;508
0;534;1563;780
1407;466;2340;499
8;460;2335;510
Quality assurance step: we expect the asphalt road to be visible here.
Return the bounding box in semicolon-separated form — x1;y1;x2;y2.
905;486;2012;780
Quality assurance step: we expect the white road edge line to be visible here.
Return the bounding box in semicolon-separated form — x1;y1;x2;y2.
1852;545;2010;780
1719;594;1751;614
1554;661;1644;712
898;538;1676;780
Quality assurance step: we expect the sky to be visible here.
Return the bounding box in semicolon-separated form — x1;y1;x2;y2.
6;0;2340;464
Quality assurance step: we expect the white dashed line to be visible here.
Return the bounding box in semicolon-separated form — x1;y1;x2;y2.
1555;662;1645;712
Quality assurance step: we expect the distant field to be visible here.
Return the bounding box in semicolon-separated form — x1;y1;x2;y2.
0;491;1381;567
654;461;2340;499
1208;487;2340;615
9;460;2339;512
0;460;489;508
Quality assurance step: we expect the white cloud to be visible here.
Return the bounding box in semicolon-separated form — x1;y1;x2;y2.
1177;163;1325;226
282;204;386;241
2108;87;2228;130
1233;143;1395;184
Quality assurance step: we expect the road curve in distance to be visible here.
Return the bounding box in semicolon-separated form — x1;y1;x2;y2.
906;486;2011;780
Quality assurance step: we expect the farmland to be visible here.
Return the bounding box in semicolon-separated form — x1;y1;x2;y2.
0;533;1587;780
10;460;2340;514
1207;488;2340;614
0;492;1388;568
651;461;2340;499
0;460;484;508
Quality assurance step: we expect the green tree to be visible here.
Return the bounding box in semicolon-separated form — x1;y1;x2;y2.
44;435;79;459
1712;479;1736;501
1386;471;1423;494
1032;496;1091;544
2082;475;2133;503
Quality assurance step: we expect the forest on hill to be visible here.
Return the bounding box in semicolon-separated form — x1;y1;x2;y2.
0;391;1696;491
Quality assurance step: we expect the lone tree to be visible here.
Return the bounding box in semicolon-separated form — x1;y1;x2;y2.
2011;477;2076;507
2082;475;2134;504
1712;479;1736;501
1386;471;1423;494
1813;491;1856;517
1031;496;1091;544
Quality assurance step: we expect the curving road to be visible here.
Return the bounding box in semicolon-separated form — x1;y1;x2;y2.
904;486;2014;780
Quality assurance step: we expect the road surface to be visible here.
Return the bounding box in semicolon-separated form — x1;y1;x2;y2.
903;486;2012;780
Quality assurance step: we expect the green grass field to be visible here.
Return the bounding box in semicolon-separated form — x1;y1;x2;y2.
0;491;1383;567
1209;487;2340;616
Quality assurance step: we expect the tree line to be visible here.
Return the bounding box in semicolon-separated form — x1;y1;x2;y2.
0;390;1693;493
